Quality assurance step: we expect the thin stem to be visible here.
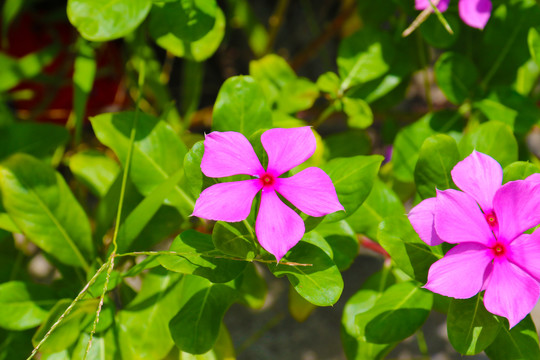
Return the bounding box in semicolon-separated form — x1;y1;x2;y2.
312;105;336;129
416;329;430;359
264;0;290;55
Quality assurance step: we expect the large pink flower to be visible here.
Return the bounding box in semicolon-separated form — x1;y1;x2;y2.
408;151;540;327
192;127;344;261
415;0;492;29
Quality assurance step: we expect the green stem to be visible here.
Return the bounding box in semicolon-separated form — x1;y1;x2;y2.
416;329;430;359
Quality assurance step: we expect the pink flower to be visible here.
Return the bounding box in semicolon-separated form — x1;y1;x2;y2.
192;127;344;261
409;151;540;327
415;0;492;29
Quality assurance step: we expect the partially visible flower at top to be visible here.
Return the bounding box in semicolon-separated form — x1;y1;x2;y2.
408;151;540;327
415;0;492;29
192;127;344;261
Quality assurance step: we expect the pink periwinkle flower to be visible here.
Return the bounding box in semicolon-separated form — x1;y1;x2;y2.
415;0;492;29
192;127;344;261
409;151;540;327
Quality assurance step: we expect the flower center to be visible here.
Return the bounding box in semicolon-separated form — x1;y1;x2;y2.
491;242;506;257
484;211;498;229
260;173;275;187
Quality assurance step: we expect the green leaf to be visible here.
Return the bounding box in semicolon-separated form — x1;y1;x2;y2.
414;134;460;199
0;122;69;161
484;315;540;360
276;78;319;114
0;154;94;269
69;150;120;198
378;215;442;283
338;27;395;91
342;96;374;129
90;111;194;217
459;121;518;168
269;241;343;306
178;324;236;360
434;52;478;104
169;280;237;354
528;27;540;66
212;221;257;260
420;13;460;49
322;155;383;222
212;76;272;137
316;71;340;97
288;286;316;322
117;269;187;360
392;115;436;183
355;281;433;344
32;299;97;354
346;179;404;240
72;39;96;144
233;263;267;310
183;141;209;199
313;220;358;271
67;0;152;41
503;161;540;183
323;130;372;159
0;281;57;331
150;3;225;61
159;230;247;283
249;54;297;104
447;295;501;355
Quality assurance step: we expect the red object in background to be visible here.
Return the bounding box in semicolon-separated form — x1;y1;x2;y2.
5;13;128;123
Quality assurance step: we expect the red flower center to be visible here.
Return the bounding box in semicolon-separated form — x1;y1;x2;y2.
260;173;275;187
485;211;498;229
492;242;506;257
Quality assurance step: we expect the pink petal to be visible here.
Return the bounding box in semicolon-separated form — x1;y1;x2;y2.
261;127;316;177
458;0;492;29
415;0;450;11
408;197;444;246
274;167;344;217
425;242;492;298
192;180;262;222
483;257;540;328
201;131;264;178
255;188;305;261
451;151;502;212
493;181;540;243
508;232;540;282
434;189;494;245
526;173;540;183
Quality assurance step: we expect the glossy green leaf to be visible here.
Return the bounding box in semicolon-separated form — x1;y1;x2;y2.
117;269;187;360
316;71;340;97
459;121;518;168
183;141;209;199
0;154;94;269
212;76;272;137
503;161;540;183
0;281;57;331
346;179;404;240
269;241;343;306
276;78;319;114
378;215;442;283
150;4;225;61
32;299;97;354
90;111;193;217
355;281;433;344
434;52;478;104
484;315;540;360
0;122;69;161
322;155;383;222
414;134;460;199
212;221;257;260
447;295;501;355
69;150;120;198
178;324;236;360
67;0;152;41
392;115;435;182
338;27;394;91
288;285;316;322
249;54;297;104
342;96;373;129
313;220;358;271
159;230;247;283
169;280;237;354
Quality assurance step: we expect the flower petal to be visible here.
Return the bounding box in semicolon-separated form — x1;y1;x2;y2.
509;232;540;282
274;167;344;217
415;0;450;11
458;0;492;29
526;173;540;183
201;131;264;178
425;242;492;298
493;181;540;243
408;197;443;246
261;127;316;176
255;188;305;261
451;151;502;212
434;189;493;245
192;180;262;222
483;257;540;328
